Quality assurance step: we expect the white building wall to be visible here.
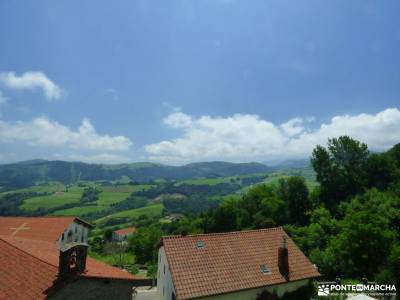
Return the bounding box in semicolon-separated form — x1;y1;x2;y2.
157;246;176;300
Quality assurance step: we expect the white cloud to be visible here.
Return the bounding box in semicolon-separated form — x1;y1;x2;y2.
164;111;193;128
67;153;130;164
0;90;7;105
145;108;400;164
0;117;132;151
0;71;62;101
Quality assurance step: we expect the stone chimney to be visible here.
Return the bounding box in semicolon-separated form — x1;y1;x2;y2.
278;236;289;280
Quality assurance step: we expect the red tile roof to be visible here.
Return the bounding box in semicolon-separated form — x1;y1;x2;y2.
0;216;76;242
159;227;320;300
0;217;140;299
0;238;58;300
114;227;136;236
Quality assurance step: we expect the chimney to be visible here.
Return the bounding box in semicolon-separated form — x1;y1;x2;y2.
278;236;289;280
59;245;88;278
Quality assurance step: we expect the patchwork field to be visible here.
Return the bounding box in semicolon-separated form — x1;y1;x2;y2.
95;204;164;225
52;205;107;216
21;188;83;211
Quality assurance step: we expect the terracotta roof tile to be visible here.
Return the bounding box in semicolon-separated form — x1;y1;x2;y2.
0;238;58;300
0;217;140;299
114;227;136;236
161;227;320;300
0;216;75;242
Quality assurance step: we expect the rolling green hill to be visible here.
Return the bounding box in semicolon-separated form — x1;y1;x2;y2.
0;160;272;190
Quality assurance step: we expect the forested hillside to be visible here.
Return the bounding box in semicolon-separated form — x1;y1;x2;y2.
0;160;271;189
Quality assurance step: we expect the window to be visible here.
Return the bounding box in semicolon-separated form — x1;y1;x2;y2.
196;240;205;249
260;264;271;275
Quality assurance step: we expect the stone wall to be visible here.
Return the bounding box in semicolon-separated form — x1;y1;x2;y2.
49;277;135;300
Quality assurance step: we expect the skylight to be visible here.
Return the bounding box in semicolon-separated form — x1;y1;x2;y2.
260;264;271;275
196;240;205;249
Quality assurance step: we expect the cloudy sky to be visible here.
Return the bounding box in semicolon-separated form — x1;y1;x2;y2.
0;0;399;165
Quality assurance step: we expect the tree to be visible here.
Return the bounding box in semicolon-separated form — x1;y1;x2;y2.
278;177;311;225
366;153;398;190
129;225;162;265
328;208;395;279
104;229;113;241
311;136;369;213
103;242;129;267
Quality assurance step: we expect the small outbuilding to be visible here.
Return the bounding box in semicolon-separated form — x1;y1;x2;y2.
112;227;137;242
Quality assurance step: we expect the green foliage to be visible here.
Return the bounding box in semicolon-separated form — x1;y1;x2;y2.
278;176;311;225
163;194;220;216
104;229;113;241
0;160;270;189
328;208;395;278
80;187;100;203
95;204;164;225
0;192;47;215
311;136;369;212
129;225;162;264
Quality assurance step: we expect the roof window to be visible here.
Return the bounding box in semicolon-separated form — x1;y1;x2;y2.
260;264;272;275
196;240;205;249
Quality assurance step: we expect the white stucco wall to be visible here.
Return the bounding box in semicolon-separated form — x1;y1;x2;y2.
157;246;176;300
56;221;89;251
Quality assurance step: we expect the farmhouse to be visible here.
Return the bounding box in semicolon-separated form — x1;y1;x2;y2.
112;227;137;242
157;227;320;300
0;216;143;300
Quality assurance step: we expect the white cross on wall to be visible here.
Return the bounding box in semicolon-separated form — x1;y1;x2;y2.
9;223;30;236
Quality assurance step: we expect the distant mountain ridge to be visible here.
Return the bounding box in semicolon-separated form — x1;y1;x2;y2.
0;160;273;190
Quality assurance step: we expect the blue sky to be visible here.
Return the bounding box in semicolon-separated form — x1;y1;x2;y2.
0;0;399;164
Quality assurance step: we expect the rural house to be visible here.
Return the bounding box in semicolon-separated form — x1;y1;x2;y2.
0;216;143;300
112;227;137;242
157;227;320;300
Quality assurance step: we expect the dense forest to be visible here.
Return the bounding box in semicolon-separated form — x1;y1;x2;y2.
117;136;399;293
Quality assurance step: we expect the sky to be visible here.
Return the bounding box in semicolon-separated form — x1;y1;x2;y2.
0;0;399;165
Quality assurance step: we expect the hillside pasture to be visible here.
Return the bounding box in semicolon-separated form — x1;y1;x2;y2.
95;204;163;225
21;188;83;211
52;205;107;216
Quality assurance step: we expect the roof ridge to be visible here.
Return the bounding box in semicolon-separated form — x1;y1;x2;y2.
0;236;59;269
162;226;284;239
0;216;75;218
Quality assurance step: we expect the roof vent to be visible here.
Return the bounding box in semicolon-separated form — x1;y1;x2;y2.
196;240;205;249
260;264;272;275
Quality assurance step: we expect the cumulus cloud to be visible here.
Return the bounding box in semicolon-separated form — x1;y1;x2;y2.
145;108;400;164
0;71;62;101
164;111;193;128
0;117;132;151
